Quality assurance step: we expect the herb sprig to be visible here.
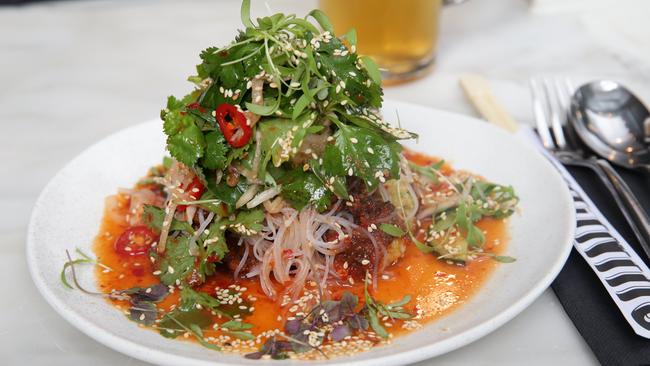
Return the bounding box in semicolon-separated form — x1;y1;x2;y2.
420;178;519;263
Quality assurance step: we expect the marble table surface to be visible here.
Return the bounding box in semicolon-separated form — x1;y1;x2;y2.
3;0;650;364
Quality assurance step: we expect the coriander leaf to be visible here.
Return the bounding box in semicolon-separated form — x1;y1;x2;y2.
202;131;229;170
330;121;400;190
206;177;248;210
226;209;265;235
258;116;313;167
180;287;225;313
359;55;381;86
280;169;333;212
162;96;206;167
180;287;252;319
309;149;349;200
167;123;205;167
142;205;193;233
316;36;383;108
379;223;405;237
156;236;195;286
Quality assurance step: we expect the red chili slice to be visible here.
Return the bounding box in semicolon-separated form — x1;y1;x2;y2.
215;103;252;148
177;175;205;213
187;102;206;113
206;254;221;263
114;226;158;256
282;249;294;259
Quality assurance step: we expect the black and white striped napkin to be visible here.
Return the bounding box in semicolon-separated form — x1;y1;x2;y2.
519;126;650;365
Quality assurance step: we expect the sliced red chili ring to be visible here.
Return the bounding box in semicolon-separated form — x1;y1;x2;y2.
215;103;252;148
177;175;205;213
114;226;158;256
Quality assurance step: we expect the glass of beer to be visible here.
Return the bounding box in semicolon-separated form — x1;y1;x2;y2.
320;0;462;84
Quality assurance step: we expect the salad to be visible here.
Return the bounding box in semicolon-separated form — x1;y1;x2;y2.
62;0;519;360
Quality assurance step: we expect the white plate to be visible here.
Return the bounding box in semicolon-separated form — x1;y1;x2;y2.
26;100;575;366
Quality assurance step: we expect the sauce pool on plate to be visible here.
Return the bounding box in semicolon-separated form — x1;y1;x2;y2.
93;151;508;357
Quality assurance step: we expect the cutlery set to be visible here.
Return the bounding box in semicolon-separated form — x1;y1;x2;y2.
461;74;650;338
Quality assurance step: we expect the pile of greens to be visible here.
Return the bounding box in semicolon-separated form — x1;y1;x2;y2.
161;0;415;215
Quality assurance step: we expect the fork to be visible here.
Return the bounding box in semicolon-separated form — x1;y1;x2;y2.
530;76;650;260
461;73;650;337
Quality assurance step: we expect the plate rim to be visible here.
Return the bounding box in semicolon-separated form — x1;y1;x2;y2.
26;100;575;366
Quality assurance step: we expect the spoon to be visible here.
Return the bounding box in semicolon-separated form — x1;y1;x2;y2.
570;80;650;172
570;80;650;253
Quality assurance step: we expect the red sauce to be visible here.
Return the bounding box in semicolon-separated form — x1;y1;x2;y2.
93;153;509;355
